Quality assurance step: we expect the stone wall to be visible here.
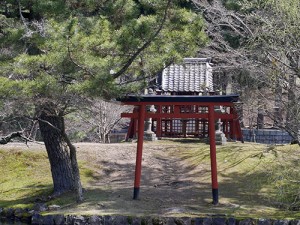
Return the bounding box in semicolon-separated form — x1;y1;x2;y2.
242;129;293;144
1;208;300;225
108;132;127;143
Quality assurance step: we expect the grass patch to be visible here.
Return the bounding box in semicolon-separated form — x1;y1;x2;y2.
0;149;52;208
0;147;99;209
174;142;300;217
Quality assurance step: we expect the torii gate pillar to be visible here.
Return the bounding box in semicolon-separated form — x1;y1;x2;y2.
208;104;218;205
133;105;145;199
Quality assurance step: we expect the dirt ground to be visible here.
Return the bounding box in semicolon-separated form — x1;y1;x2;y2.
72;141;218;217
65;141;269;217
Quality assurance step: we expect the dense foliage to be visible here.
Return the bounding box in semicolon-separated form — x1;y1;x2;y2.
0;0;208;200
0;0;207;103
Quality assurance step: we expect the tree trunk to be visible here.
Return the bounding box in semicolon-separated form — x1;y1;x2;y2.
273;75;282;127
286;73;298;140
38;110;79;197
256;87;264;129
62;130;83;202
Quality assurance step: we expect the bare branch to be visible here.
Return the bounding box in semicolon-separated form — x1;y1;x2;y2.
0;131;32;145
0;132;22;144
36;118;62;133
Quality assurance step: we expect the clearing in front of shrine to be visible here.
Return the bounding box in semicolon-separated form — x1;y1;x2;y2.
0;140;299;219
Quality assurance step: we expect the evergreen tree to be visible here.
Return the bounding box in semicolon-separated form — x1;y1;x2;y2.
0;0;207;201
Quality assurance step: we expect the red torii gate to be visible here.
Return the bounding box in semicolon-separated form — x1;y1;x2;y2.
119;94;242;205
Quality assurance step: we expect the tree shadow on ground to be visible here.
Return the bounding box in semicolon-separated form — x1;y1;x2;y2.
65;149;286;217
75;159;214;216
0;184;53;208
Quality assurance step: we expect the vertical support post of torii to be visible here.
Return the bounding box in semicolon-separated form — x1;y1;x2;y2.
156;105;162;138
208;104;219;205
133;104;146;200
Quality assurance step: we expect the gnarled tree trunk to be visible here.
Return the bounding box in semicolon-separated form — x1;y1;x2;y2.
38;108;83;201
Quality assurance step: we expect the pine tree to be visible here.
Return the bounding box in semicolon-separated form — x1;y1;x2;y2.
0;0;207;201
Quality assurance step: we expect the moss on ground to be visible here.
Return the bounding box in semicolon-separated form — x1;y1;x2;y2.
0;147;98;209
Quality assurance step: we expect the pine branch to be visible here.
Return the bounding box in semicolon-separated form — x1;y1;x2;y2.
112;0;171;79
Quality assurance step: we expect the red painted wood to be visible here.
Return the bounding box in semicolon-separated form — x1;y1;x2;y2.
134;105;146;189
229;107;234;140
156;105;162;137
174;105;180;114
121;102;236;107
208;105;218;190
224;119;229;138
121;112;235;120
126;118;134;141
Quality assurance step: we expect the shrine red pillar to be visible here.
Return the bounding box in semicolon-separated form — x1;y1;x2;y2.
156;105;162;138
133;104;146;199
229;107;234;140
208;104;219;205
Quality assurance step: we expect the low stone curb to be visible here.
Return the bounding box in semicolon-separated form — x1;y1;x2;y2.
1;208;300;225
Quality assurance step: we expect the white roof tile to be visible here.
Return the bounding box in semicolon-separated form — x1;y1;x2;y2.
162;58;213;93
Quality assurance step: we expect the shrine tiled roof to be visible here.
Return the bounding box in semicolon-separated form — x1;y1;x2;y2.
161;58;213;93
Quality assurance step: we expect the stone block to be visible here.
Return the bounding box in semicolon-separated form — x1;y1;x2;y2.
215;131;227;145
73;215;86;225
2;208;14;219
132;217;142;225
14;208;27;219
227;218;236;225
212;218;226;225
31;214;44;225
152;217;165;225
290;220;300;225
273;220;289;225
257;219;272;225
52;215;65;225
167;217;191;225
203;218;213;225
65;215;75;225
43;215;55;225
113;215;130;225
166;218;175;225
88;215;103;225
141;217;153;225
104;215;113;225
238;219;254;225
192;218;203;225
